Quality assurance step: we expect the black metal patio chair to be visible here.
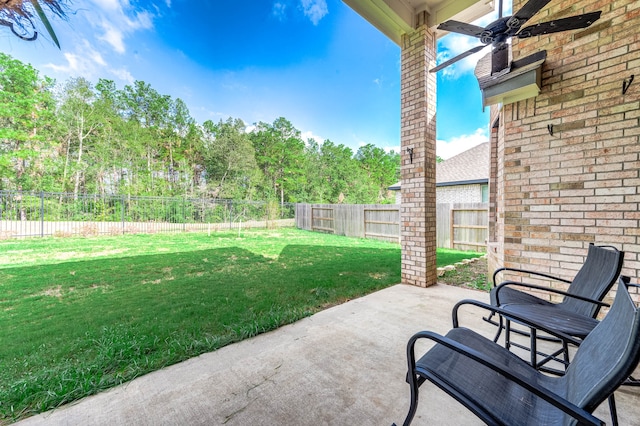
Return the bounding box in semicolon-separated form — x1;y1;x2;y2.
396;278;640;426
488;243;623;371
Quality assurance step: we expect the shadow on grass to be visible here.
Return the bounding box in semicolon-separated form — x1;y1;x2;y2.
0;244;400;422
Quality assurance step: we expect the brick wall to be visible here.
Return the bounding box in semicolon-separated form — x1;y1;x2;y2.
492;0;639;303
400;13;438;287
436;184;484;203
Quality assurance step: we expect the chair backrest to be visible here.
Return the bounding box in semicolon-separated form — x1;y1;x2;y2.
561;244;623;317
562;279;640;425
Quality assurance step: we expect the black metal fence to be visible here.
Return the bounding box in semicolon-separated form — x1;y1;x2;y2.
0;191;295;238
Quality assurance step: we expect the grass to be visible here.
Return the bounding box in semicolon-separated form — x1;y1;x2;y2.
0;228;481;423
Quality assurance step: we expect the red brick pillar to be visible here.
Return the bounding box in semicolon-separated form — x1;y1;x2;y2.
400;15;437;287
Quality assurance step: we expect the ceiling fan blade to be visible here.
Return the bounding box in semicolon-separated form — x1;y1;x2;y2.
429;45;487;73
516;11;602;38
437;20;486;38
508;0;553;29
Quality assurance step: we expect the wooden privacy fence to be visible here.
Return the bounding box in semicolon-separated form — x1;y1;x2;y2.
296;203;488;251
437;203;489;252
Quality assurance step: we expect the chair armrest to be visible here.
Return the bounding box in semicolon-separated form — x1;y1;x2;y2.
451;299;583;346
493;281;611;308
622;276;637;289
492;266;572;287
406;330;603;426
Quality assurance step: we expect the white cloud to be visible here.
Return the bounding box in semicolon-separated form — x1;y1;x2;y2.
45;40;104;75
300;130;324;145
45;39;135;86
91;0;122;12
40;1;159;85
110;67;134;84
46;52;80;73
437;128;488;159
88;0;155;54
99;22;126;53
129;11;153;30
300;0;328;25
272;2;287;21
88;48;107;66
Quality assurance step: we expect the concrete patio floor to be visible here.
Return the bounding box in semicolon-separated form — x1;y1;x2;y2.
17;283;640;426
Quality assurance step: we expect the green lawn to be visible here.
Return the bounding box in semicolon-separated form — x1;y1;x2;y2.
0;228;481;423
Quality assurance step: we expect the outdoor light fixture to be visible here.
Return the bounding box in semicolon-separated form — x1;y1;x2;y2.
623;75;634;95
406;147;414;164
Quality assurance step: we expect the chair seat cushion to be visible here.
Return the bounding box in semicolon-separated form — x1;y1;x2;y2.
490;285;555;307
500;304;600;338
416;327;568;425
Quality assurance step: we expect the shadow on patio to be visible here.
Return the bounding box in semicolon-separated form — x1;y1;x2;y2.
17;283;640;425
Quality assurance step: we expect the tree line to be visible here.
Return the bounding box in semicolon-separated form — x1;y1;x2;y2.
0;53;400;204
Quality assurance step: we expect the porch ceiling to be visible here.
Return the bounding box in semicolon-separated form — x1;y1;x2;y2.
342;0;494;45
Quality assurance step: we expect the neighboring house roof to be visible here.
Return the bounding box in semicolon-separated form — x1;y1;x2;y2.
388;182;401;191
436;142;489;187
388;142;489;190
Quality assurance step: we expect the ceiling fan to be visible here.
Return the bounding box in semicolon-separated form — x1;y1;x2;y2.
430;0;601;74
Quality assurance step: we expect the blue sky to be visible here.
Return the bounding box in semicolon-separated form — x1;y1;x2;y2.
0;0;508;159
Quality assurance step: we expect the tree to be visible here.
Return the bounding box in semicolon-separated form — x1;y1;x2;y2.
178;115;205;197
0;53;56;192
250;117;305;204
57;77;102;196
301;139;362;203
202;118;259;199
355;144;400;203
120;80;172;196
93;78;130;195
299;139;325;202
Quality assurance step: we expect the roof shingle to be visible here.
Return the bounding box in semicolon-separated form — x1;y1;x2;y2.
436;142;489;185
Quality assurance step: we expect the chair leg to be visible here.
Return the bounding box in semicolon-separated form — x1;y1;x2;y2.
504;319;511;350
483;311;508;344
491;314;504;343
401;375;420;426
530;327;537;368
608;393;619;426
562;340;570;371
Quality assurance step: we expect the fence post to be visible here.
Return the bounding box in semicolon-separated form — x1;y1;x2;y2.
183;197;186;232
121;195;125;235
40;190;44;238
